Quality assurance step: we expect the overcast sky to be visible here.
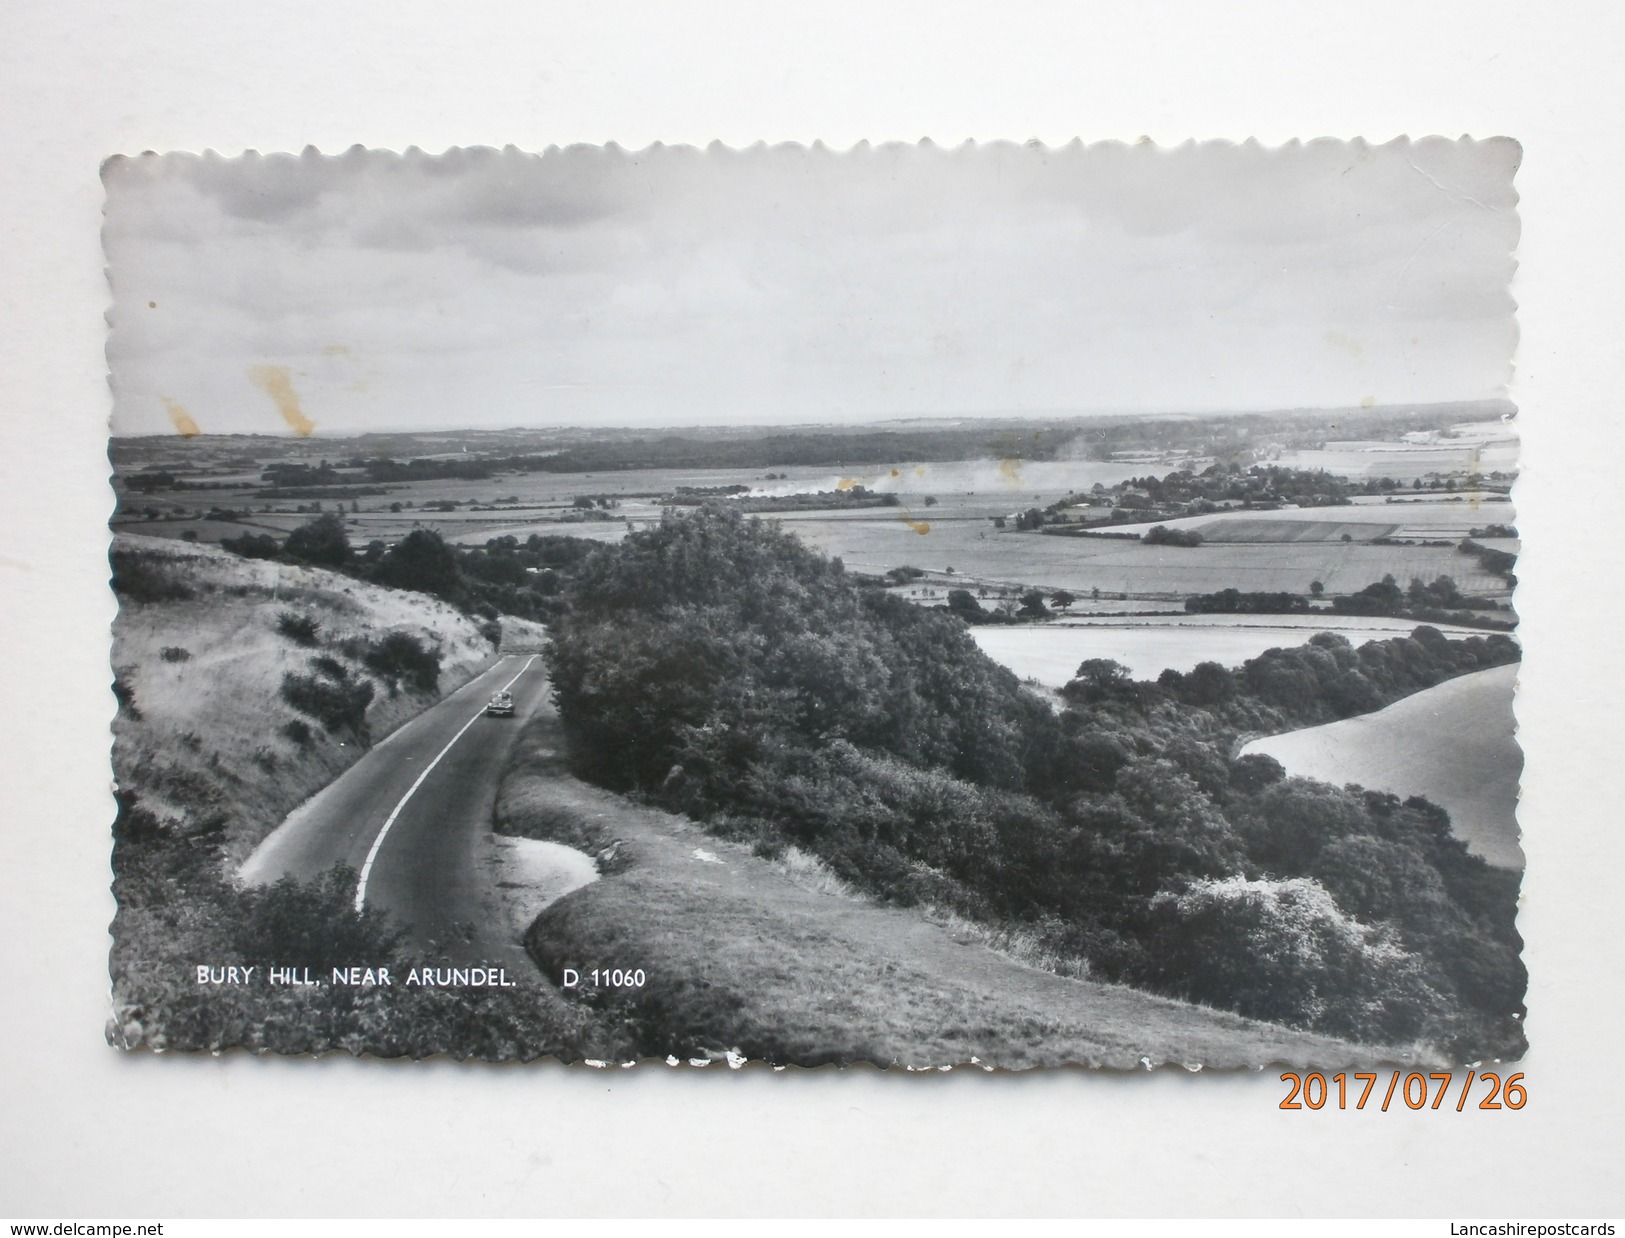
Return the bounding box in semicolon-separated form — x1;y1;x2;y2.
103;137;1520;437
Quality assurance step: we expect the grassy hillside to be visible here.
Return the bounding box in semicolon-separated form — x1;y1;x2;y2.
110;534;541;861
498;709;1420;1069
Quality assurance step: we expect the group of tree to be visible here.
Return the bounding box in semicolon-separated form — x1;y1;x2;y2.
1076;463;1366;518
1006;464;1397;535
1174;573;1513;629
1459;536;1519;584
946;587;1075;624
221;513;599;628
1184;588;1310;615
259;458;498;487
685;487;904;514
544;507;1525;1058
1142;524;1204;547
1330;574;1512;628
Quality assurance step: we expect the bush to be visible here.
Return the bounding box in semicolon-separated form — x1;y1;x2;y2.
279;719;314;746
364;632;441;693
1143;876;1444;1041
280;666;374;735
233;866;401;968
221;532;282;559
276;611;321;646
112;789;164;845
159;646;192;663
311;654;350;681
110;549;193;602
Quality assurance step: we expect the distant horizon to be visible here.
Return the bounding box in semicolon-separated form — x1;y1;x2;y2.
107;396;1517;443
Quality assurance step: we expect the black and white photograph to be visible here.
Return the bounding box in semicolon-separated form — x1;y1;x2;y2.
102;138;1525;1068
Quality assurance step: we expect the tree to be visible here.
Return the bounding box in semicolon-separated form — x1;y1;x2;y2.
1019;590;1049;619
1309;580;1325;598
1066;658;1135;700
549;506;1059;800
283;513;351;567
1184;660;1236;705
1050;589;1076;610
372;529;463;602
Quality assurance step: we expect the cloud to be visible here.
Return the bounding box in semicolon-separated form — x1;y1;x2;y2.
103;139;1520;436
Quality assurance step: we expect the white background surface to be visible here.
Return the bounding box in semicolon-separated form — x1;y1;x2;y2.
2;0;1621;1218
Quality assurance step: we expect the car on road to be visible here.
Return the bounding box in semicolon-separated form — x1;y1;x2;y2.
485;690;515;717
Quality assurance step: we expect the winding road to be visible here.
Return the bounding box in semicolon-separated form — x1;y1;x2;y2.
239;653;551;966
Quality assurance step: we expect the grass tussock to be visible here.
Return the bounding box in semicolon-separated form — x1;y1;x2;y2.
918;903;1094;982
768;844;861;901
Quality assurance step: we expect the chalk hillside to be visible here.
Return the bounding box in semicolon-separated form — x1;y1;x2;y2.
109;534;540;861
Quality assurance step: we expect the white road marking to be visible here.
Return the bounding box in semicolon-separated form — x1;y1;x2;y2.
353;654;539;911
498;658;536;692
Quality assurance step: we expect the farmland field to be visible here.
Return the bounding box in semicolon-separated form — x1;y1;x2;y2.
786;517;1512;597
1108;496;1516;542
969;615;1500;686
1241;663;1522;869
120;483;1511;598
111;422;1517;604
1187;519;1399;543
113;456;1159;551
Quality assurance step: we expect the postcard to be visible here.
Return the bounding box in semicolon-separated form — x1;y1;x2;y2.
104;138;1523;1067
